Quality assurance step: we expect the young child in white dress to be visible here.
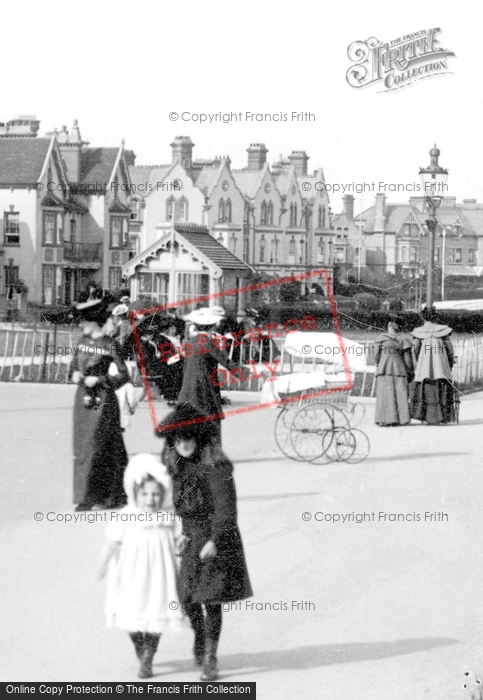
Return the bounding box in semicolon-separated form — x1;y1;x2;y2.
99;454;185;678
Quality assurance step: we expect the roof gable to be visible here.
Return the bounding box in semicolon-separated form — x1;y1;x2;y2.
79;147;120;188
0;138;52;186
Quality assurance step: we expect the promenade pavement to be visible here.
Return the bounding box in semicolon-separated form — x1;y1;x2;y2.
1;383;483;700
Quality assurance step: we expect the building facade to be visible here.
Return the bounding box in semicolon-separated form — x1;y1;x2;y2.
128;137;334;298
332;193;483;283
0;117;132;306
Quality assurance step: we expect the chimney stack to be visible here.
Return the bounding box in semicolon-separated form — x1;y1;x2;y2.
247;143;268;170
342;194;354;220
170;136;194;170
288;150;309;176
374;193;386;232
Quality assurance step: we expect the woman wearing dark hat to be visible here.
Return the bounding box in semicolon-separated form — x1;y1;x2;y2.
157;405;252;681
69;291;130;511
411;306;456;425
374;316;413;427
176;306;243;449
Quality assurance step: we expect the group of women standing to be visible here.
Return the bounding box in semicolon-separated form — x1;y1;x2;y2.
374;307;456;427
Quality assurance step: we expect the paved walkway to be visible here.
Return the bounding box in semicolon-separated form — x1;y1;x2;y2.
1;383;482;699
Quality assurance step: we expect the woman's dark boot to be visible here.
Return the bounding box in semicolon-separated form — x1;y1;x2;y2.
129;633;144;660
193;626;205;666
200;639;219;681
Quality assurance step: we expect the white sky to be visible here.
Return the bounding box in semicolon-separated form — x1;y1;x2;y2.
2;0;477;214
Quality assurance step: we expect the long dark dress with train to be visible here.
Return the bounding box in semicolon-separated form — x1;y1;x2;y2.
70;335;129;507
374;332;413;426
411;322;455;425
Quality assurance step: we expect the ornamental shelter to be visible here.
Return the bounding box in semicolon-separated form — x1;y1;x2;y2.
122;222;253;312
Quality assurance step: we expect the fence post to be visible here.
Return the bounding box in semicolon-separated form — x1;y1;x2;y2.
42;333;49;382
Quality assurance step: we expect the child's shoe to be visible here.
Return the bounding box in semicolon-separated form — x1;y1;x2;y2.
83;395;92;408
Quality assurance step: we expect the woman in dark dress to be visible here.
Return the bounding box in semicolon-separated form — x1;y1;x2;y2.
374;317;413;426
157;404;252;682
70;294;130;511
177;306;243;449
411;307;456;425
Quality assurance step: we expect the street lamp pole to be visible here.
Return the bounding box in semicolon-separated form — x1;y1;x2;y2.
419;145;448;309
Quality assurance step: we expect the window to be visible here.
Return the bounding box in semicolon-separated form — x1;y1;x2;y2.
293;204;298;227
259;236;266;263
217;233;224;245
318;206;322;229
260;201;267;225
4;265;19;289
4;212;20;244
130;197;143;222
434;247;441;264
299;238;305;264
410;246;418;262
289;203;294;227
455;248;462;263
138;272;169;305
448;248;454;263
177;198;188;222
69;217;77;242
317;238;325;263
469;248;476;264
166;198;175;222
176;273;209;312
43;212;56;245
109;267;122;289
270;238;279;264
321;206;326;228
128;235;140;259
243;202;250;224
229;234;237;255
110;217;122;248
335;246;345;263
217;199;225;223
56;213;63;245
225;199;232;223
288;237;296;263
267;201;273;225
43;265;55;305
401;246;408;262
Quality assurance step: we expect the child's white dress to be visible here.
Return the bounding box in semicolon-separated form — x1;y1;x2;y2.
105;505;185;633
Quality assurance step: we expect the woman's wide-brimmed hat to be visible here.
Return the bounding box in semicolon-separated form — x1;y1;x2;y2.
183;306;225;325
155;404;212;440
123;453;174;508
74;293;111;325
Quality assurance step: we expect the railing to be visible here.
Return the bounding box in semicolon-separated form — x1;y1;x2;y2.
1;329;482;395
63;241;102;262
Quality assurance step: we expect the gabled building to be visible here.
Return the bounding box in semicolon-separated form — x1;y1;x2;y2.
343;193;483;280
127;137;335;297
0;117;132;306
122;222;253;312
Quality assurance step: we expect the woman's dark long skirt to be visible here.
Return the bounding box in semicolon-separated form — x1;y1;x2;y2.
412;379;455;425
73;385;128;506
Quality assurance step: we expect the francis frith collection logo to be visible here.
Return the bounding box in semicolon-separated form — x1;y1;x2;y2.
346;28;455;92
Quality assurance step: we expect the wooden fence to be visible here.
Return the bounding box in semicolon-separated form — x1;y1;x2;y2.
0;328;481;395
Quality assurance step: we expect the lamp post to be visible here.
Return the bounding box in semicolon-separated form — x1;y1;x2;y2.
419;145;449;308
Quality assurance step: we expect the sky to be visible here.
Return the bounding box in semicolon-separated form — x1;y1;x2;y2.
2;0;478;214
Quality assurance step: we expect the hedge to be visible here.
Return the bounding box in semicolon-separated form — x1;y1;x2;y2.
267;305;483;334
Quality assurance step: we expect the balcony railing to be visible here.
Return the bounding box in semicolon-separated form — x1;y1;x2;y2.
63;242;101;262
